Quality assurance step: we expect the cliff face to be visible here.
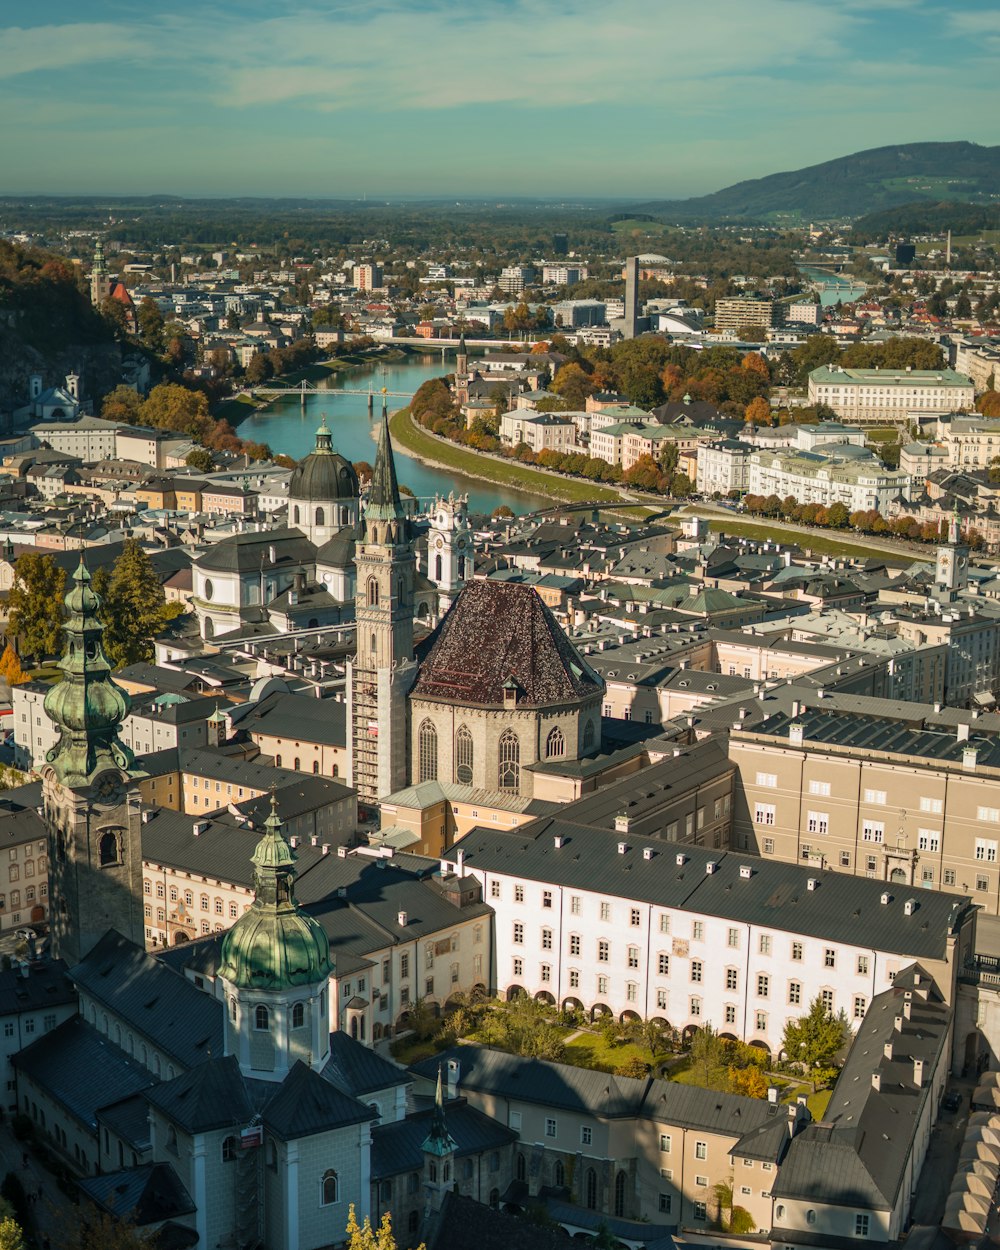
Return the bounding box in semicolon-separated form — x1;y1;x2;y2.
0;319;122;414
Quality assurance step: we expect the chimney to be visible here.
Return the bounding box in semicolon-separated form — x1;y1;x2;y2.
903;1000;912;1020
904;898;916;916
553;834;565;850
957;722;970;743
617;841;628;855
872;1071;882;1091
705;861;717;875
675;853;687;866
740;865;753;879
447;1058;460;1099
883;1041;893;1060
397;910;408;928
456;849;466;877
615;814;631;834
789;723;804;746
321;844;329;856
963;746;978;771
894;1014;903;1033
337;846;348;858
913;1058;925;1087
807;877;818;891
767;1086;778;1105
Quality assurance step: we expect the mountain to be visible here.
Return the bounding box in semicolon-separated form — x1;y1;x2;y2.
628;142;1000;222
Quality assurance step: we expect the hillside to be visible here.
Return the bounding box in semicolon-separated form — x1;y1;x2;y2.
628;142;1000;222
849;200;1000;242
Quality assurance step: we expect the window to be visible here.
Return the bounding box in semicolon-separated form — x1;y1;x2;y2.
321;1170;339;1206
808;779;831;796
498;729;520;791
98;831;121;867
857;955;869;975
694;1202;707;1221
807;812;828;835
513;959;523;977
917;828;940;853
788;981;801;1005
757;974;769;998
855;1215;870;1238
630;907;641;927
156;882;165;898
978;806;1000;823
254;1005;269;1031
454;726;474;785
541;964;551;983
542;928;552;950
490;882;500;900
862;821;884;844
756;772;777;788
513;922;523;945
543;891;553;910
627;945;639;969
727;927;739;948
598;940;609;962
978;875;989;892
853;995;867;1019
570;895;581;915
919;796;943;814
726;968;738;991
143;880;151;895
725;1004;736;1024
586;1169;598;1210
292;1002;305;1029
691;960;703;983
659;1134;671;1153
755;804;775;826
545;1118;557;1138
659;913;670;933
658;953;669;975
600;901;611;922
418;720;438;784
824;948;836;968
755;1010;767;1030
222;1136;238;1162
597;975;608;995
657;990;668;1009
658;1194;672;1214
569;935;581;957
690;997;701;1017
791;941;803;961
759;934;772;955
945;869;956;886
976;838;998;863
763;838;774;854
545;727;565;759
864;789;886;805
514;885;524;903
821;989;834;1012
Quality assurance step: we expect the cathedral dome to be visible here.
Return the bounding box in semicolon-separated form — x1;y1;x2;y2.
218;797;332;991
287;418;359;503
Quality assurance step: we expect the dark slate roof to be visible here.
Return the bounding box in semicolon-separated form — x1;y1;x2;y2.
70;930;223;1069
413;580;604;708
371;1099;514;1179
194;529;316;574
427;1189;618;1250
97;1093;153;1152
13;1016;154;1130
0;959;75;1014
323;1030;409;1098
263;1060;375;1141
78;1162;196;1226
443;824;971;962
145;1055;261;1134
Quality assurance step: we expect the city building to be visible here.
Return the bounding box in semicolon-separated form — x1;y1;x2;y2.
747;446;912;513
353;263;384;291
807;367;975;425
714;297;780;332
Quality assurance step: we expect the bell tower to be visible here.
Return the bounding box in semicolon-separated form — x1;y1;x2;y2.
934;507;968;602
347;412;416;802
421;1066;457;1217
427;492;472;615
42;558;144;966
89;239;109;307
454;334;470;406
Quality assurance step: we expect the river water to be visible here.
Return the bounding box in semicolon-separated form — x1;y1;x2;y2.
797;266;867;307
237;355;550;514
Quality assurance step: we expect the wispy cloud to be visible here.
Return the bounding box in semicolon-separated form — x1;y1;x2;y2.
0;22;150;78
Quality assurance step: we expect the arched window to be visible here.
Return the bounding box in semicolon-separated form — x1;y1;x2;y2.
498;729;520;791
321;1170;339;1206
254;1005;269;1031
292;506;300;525
367;578;379;608
275;755;282;767
98;831;120;867
554;1159;565;1188
315;507;325;526
293;758;301;771
229;997;237;1022
583;719;595;749
371;633;377;658
292;1002;305;1029
489;1188;499;1209
418;720;438;784
434;553;443;582
222;1136;238;1162
516;1153;526;1182
455;725;474;785
614;1170;627;1217
458;556;466;580
586;1168;597;1210
312;760;320;774
166;1125;178;1155
396;579;404;604
545;726;565;759
266;1137;278;1171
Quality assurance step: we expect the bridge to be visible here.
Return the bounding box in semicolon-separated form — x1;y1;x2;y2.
238;379;416;412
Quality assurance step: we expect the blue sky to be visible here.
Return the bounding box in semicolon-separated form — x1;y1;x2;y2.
1;0;997;199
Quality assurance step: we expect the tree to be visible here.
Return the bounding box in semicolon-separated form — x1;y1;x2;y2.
782;995;851;1069
137;297;165;352
7;553;66;663
688;1024;729;1091
713;1178;755;1235
185;448;215;472
729;1065;769;1098
139;383;210;437
100;385;142;425
54;1209;147;1250
744;396;771;426
0;1216;23;1250
0;644;28;687
551;362;596;409
347;1204;424;1250
98;539;174;669
826;502;850;529
976;391;1000;418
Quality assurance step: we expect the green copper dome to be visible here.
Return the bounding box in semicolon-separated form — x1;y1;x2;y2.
43;558;136;788
218;794;332;991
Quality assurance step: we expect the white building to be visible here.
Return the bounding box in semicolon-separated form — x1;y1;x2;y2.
748;446;912;512
808;366;974;424
696;439;752;496
499;412;577;453
29;416;119;461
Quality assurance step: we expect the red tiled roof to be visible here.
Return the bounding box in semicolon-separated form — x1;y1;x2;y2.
413;580;603;708
111;282;135;307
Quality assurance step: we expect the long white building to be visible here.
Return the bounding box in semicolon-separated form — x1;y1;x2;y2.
747;446;911;512
443;821;974;1060
808;366;974;424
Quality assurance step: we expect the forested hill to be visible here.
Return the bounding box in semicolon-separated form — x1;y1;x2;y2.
628;141;1000;222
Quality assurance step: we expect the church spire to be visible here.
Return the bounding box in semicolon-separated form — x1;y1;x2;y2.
422;1066;457;1156
43;556;135;788
366;411;405;525
314;416;333;454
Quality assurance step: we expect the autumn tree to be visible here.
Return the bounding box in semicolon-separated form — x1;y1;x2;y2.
976;391;1000;418
0;1214;23;1250
347;1204;424;1250
729;1065;769;1099
100;385;142;425
551;362;596;409
7;552;66;663
139;383;211;437
54;1209;146;1250
0;644;28;687
185;448;215;472
137;297;165;352
744;396;771;426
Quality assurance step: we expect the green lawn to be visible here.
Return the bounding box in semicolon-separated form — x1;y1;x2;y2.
561;1034;670;1074
699;516;911;564
389;407;623;506
865;426;900;443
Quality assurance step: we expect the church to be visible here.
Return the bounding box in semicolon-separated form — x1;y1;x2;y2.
15;555;514;1248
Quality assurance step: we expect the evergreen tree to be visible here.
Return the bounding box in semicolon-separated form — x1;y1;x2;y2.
7;553;66;663
782;995;851;1069
98;540;173;669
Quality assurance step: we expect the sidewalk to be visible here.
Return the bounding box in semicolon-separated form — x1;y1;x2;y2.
0;1116;79;1248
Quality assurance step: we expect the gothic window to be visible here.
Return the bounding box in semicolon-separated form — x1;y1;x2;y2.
516;1153;526;1182
586;1168;598;1210
321;1170;339;1206
458;556;466;580
435;553;443;582
371;633;377;658
229;997;237;1022
498;729;520;791
614;1170;627;1218
455;725;474;785
98;831;121;867
166;1126;178;1156
292;1002;305;1029
583;720;595;749
418;720;438;784
396;579;404;604
554;1159;565;1187
546;727;565;759
222;1136;238;1162
315;507;325;526
294;758;301;771
367;578;379;608
254;1005;269;1031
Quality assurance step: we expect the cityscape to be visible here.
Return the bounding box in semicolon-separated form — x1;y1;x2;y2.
1;6;1000;1250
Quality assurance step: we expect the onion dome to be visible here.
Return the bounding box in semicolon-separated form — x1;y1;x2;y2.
287;418;359;503
43;557;135;787
218;793;332;991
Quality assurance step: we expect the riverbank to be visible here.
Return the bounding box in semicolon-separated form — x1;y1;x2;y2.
389;405;636;509
686;506;917;565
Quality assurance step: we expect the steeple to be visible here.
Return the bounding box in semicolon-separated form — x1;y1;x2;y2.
366;411;405;527
422;1065;457;1217
421;1066;457;1157
43;557;136;788
314;416;334;454
89;239;109;307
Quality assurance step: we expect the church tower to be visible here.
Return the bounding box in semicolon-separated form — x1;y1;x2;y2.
42;558;144;966
217;793;333;1081
934;507;969;602
421;1067;457;1217
347;412;416;802
89;239;109;307
454;334;470;407
427;493;472;615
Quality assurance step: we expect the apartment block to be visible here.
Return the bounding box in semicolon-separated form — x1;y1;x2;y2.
808;366;974;425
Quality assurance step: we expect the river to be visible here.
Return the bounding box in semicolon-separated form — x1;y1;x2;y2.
237;355;551;514
797;265;867;307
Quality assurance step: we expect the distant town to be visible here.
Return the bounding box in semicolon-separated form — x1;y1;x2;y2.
0;191;998;1250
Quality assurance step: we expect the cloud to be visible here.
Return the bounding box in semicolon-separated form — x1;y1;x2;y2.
0;22;150;78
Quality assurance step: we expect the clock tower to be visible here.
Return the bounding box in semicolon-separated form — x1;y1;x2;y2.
934;507;968;603
42;558;144;966
427;492;472;615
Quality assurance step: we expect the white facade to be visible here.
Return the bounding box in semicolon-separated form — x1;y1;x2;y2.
696;441;751;496
748;448;912;512
808;366;975;424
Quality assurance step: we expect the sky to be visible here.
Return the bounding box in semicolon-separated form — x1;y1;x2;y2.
1;0;997;200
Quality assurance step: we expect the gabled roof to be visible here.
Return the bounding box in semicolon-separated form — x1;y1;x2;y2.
413;580;603;708
145;1055;260;1134
371;1099;514;1179
263;1059;375;1141
323;1030;409;1098
78;1162;196;1227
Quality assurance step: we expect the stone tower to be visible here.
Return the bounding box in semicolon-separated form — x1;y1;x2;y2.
42;558;144;966
89;239;109;307
347;411;416;803
934;506;969;602
422;1066;457;1216
217;793;333;1080
427;492;472;615
454;334;470;406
